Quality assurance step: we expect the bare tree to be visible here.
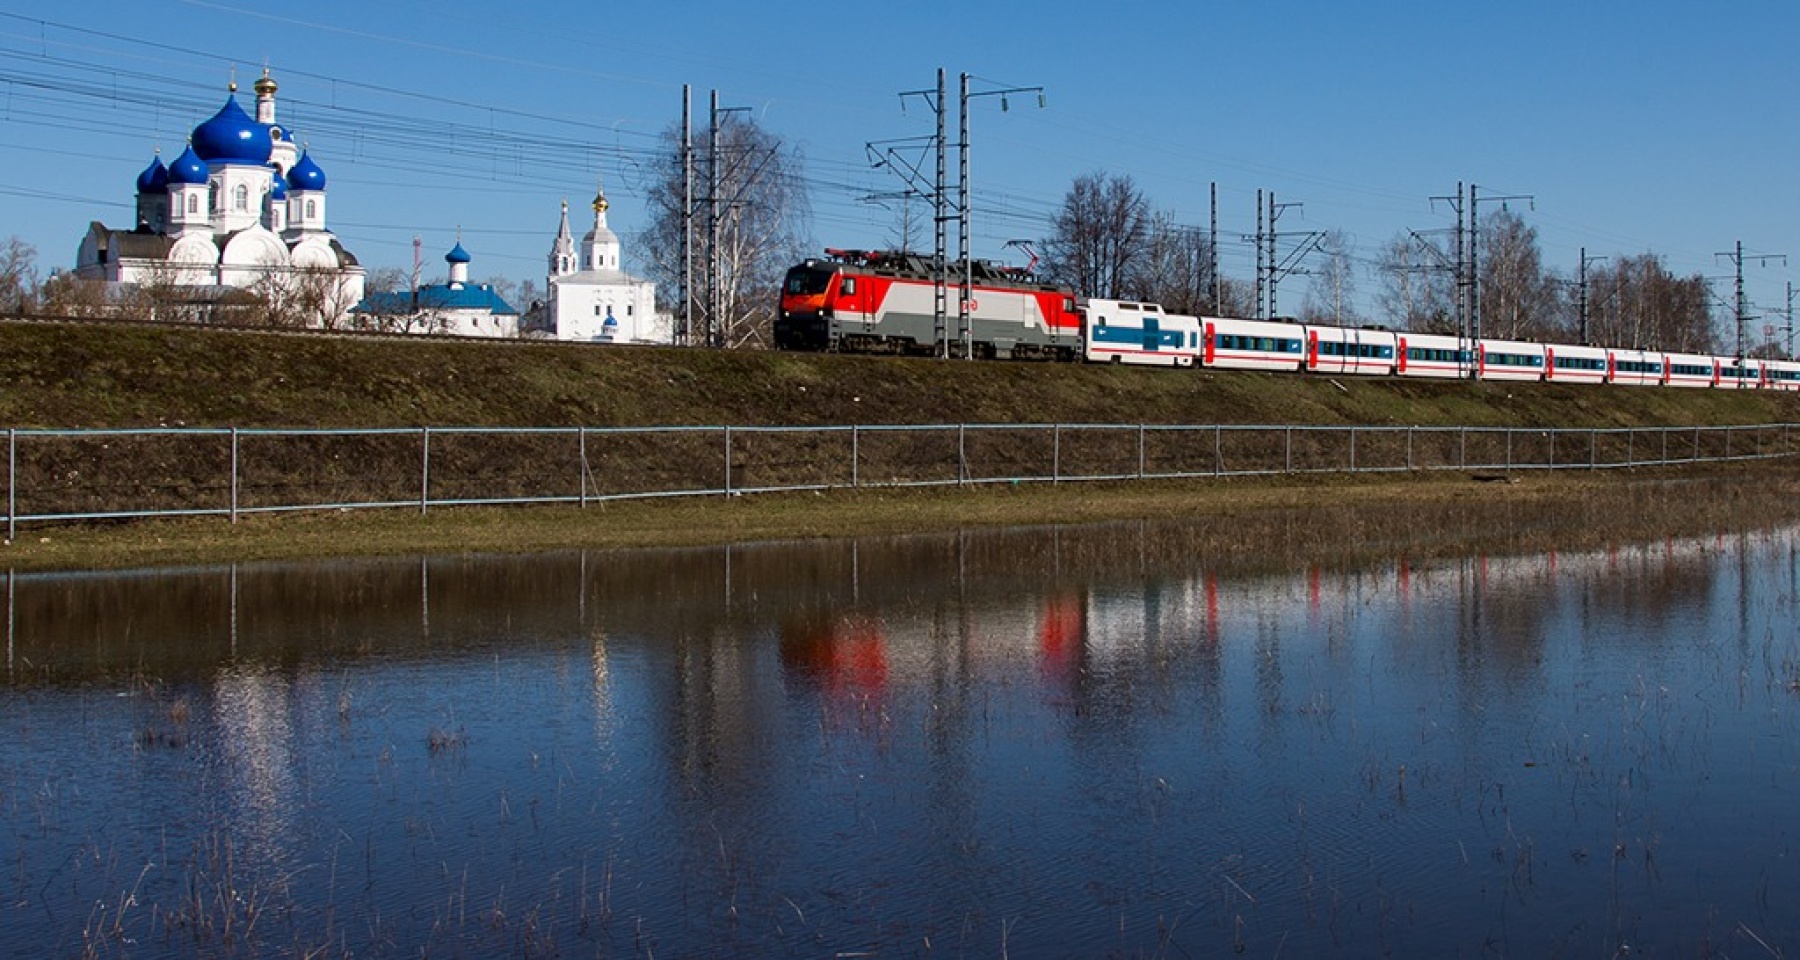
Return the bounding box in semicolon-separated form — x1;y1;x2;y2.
0;237;40;313
883;193;927;255
1042;171;1150;299
1478;209;1561;341
637;112;812;349
1125;213;1215;314
1375;232;1456;332
245;265;359;329
1214;277;1258;319
40;273;116;318
1582;253;1714;353
484;275;519;311
1300;230;1361;326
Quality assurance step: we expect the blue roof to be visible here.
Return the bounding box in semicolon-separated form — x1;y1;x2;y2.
270;168;288;200
287;150;327;191
353;283;520;317
135;154;168;193
167;144;210;186
445;241;472;264
191;96;273;166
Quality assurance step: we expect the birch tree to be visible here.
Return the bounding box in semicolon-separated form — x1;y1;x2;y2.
1477;209;1561;341
1376;232;1456;332
1582;254;1713;353
637;114;812;349
1300;230;1361;325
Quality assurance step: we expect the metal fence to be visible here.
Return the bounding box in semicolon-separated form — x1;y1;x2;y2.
5;422;1795;536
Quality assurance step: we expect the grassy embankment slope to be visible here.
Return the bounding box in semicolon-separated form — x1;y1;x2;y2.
3;320;1799;571
5;321;1799;430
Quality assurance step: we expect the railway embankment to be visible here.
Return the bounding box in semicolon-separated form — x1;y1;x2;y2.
3;319;1800;430
5;320;1800;573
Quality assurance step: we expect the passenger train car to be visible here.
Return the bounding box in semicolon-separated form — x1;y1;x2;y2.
777;250;1800;391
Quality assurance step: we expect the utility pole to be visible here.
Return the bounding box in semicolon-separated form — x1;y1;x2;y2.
1577;248;1606;344
1715;241;1785;358
1253;189;1264;319
1209;182;1220;312
1268;192;1280;318
1429;183;1467;365
707;90;719;348
1468;183;1533;346
894;69;951;357
1787;281;1796;359
680;85;693;346
957;72;1043;359
1265;193;1315;320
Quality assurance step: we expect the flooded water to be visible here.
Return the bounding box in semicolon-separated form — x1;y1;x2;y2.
4;522;1800;958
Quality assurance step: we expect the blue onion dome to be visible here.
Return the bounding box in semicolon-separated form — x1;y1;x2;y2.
445;241;472;264
270;168;288;200
191;95;273;165
166;143;211;185
135;153;168;193
286;150;327;191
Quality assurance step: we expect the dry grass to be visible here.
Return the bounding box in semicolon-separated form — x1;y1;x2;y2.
5;460;1798;574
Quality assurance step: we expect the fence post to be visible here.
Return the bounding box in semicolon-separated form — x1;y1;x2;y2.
1590;429;1597;470
1052;424;1060;483
6;428;13;543
1506;428;1513;474
421;427;431;514
1726;426;1732;460
851;425;860;488
1285;426;1293;474
1350;427;1357;473
1549;428;1556;469
1459;427;1466;469
725;426;734;495
960;424;969;485
230;427;240;524
1627;429;1634;467
1693;426;1701;462
1406;426;1413;471
1137;424;1146;480
579;427;588;507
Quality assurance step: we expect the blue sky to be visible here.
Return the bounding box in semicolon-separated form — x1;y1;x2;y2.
4;0;1798;326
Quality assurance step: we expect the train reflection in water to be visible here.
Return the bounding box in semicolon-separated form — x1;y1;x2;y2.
3;521;1794;958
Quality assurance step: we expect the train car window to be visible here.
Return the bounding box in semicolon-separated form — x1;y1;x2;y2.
840;278;856;295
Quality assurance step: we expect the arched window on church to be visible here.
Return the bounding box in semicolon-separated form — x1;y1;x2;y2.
233;184;249;212
306;200;316;220
188;194;199;214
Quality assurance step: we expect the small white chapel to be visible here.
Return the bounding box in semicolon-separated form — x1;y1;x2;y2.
537;181;663;343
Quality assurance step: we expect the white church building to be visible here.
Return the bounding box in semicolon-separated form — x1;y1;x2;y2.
537;182;663;343
73;70;365;324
